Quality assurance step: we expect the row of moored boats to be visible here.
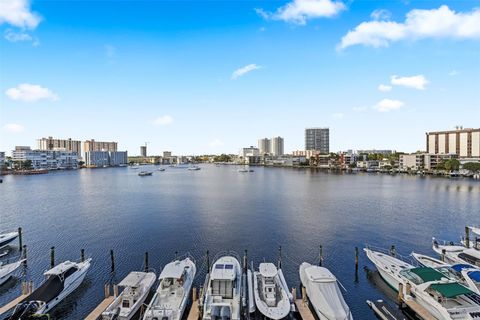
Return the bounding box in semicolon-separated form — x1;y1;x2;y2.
365;225;480;320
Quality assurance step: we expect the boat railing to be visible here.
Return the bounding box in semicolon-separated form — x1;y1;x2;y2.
432;237;464;248
365;244;417;266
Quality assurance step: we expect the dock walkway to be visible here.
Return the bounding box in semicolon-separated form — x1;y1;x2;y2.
84;296;115;320
0;281;33;316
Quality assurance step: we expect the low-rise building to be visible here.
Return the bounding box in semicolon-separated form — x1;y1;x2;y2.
0;151;5;169
12;146;78;169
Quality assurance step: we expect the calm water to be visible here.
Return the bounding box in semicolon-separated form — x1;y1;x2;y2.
1;166;479;319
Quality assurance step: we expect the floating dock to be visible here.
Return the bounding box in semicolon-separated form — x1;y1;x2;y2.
0;281;33;316
294;287;315;320
84;284;116;320
187;287;199;320
366;299;407;320
398;283;437;320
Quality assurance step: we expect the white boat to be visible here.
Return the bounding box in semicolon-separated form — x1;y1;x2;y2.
102;271;156;320
0;259;25;286
202;254;242;320
412;252;480;294
238;168;254;173
299;262;352;320
157;168;166;172
143;257;196;320
0;231;19;248
188;166;201;171
253;263;291;319
433;238;480;266
138;171;153;176
366;247;480;319
9;259;91;319
364;247;413;290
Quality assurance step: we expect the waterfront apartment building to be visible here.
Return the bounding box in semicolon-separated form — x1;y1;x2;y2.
258;138;271;156
37;136;82;157
271;136;284;156
83;139;117;153
399;153;457;171
305;128;329;153
292;150;319;159
163;151;172;158
12;146;78;169
140;146;147;157
426;128;480;160
85;151;128;167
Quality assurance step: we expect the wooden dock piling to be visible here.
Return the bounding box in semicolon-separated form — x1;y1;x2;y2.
50;246;55;268
18;227;22;250
22;245;27;265
110;249;115;273
278;246;282;269
144;251;149;272
319;245;323;266
390;245;396;257
355;247;359;270
466;226;470;248
81;249;85;262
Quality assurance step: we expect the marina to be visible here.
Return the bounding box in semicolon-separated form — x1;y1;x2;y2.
0;166;479;319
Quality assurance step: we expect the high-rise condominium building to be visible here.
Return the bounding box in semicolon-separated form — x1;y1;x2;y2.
271;136;284;156
83;139;118;153
426;127;480;159
258;138;271;155
305;128;329;153
37;136;82;155
140;146;147;157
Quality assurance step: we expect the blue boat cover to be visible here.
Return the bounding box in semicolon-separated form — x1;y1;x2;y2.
468;271;480;282
451;264;474;272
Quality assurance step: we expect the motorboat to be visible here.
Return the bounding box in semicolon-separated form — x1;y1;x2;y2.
366;247;480;319
9;259;91;319
0;231;19;248
399;267;480;319
157;168;166;172
238;168;254;173
364;247;413;290
253;263;291;319
0;259;25;286
138;171;153;176
188;166;201;171
366;299;407;320
412;252;480;294
433;238;480;267
299;262;352;320
102;271;156;320
202;253;242;320
143;257;196;320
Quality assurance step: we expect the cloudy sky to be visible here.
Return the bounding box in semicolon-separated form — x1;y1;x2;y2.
1;0;479;155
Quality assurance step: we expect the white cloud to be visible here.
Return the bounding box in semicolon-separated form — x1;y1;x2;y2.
371;9;391;21
338;5;480;50
231;64;262;80
449;70;459;76
373;99;404;112
0;0;41;29
5;83;59;102
256;0;346;25
208;138;224;148
332;112;344;119
391;74;428;90
153;115;173;126
353;106;368;112
378;84;392;92
3;123;25;133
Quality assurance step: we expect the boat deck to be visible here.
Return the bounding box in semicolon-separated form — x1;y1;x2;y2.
84;296;115;320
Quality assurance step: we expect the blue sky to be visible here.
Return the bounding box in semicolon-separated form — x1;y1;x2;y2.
1;0;479;155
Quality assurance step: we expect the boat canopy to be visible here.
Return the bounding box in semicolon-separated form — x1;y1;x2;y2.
211;263;236;281
408;267;445;282
159;260;189;279
119;271;148;288
306;266;336;283
469;227;480;236
259;263;277;278
44;261;76;275
467;270;480;282
430;283;473;298
451;264;474;272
